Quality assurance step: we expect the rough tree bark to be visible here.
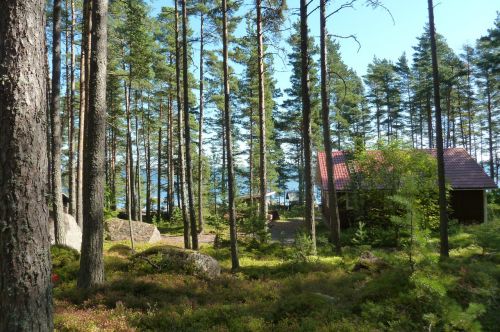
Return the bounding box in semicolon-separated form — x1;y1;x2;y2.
175;0;191;249
182;0;199;249
77;0;92;227
300;0;316;250
78;0;108;288
68;0;77;216
51;0;65;244
320;0;341;254
428;0;449;258
222;0;240;270
0;0;53;329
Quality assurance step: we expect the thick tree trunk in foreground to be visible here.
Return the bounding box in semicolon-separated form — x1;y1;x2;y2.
182;0;199;249
51;0;65;244
320;0;340;254
0;0;53;329
175;0;190;249
78;0;108;288
428;0;449;258
256;0;268;229
300;0;316;250
222;0;240;270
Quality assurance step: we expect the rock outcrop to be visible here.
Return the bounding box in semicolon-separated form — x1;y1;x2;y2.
134;246;221;279
49;213;82;252
105;218;162;243
352;251;389;272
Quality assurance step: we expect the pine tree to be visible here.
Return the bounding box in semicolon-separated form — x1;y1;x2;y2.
0;0;53;328
427;0;449;258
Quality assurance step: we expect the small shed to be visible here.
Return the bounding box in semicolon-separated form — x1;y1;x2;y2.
316;148;497;224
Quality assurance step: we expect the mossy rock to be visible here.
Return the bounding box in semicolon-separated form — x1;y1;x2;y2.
352;251;389;272
133;245;221;279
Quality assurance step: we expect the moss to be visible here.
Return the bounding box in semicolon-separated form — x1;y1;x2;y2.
53;222;499;331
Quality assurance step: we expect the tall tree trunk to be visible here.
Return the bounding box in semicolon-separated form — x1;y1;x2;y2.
256;0;268;229
182;0;199;249
300;0;316;248
125;80;137;220
0;0;53;328
126;101;135;250
426;93;433;148
198;8;205;234
78;0;108;289
222;0;240;270
167;95;175;216
111;107;117;210
428;0;449;258
320;0;340;254
46;42;53;200
466;54;473;155
157;100;163;222
249;99;254;211
134;92;143;223
77;0;91;227
486;74;494;179
175;0;190;249
51;0;65;244
458;94;467;149
68;0;77;216
376;104;381;140
221;121;226;203
145;97;152;222
213;160;218;216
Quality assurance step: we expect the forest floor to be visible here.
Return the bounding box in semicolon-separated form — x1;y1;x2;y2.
52;213;500;332
269;218;304;244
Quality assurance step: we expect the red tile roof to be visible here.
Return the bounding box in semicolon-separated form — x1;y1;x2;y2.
317;150;351;191
317;148;497;191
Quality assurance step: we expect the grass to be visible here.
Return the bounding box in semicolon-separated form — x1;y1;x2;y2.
52;216;500;331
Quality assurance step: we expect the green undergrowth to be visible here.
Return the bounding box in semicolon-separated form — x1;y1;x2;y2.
52;220;499;331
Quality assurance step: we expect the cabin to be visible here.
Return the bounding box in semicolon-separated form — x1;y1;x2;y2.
316;148;497;225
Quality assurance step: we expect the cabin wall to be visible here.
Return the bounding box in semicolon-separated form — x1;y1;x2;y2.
320;190;352;228
450;190;485;223
321;189;487;227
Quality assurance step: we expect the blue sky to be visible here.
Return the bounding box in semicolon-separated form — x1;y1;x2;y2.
305;0;498;75
151;0;498;81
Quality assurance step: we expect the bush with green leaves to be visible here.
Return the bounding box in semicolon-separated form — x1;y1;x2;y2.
349;141;447;248
291;232;315;262
352;221;368;245
206;214;226;248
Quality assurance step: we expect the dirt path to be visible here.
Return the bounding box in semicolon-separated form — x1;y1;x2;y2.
269;218;304;244
160;233;216;247
158;218;305;247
